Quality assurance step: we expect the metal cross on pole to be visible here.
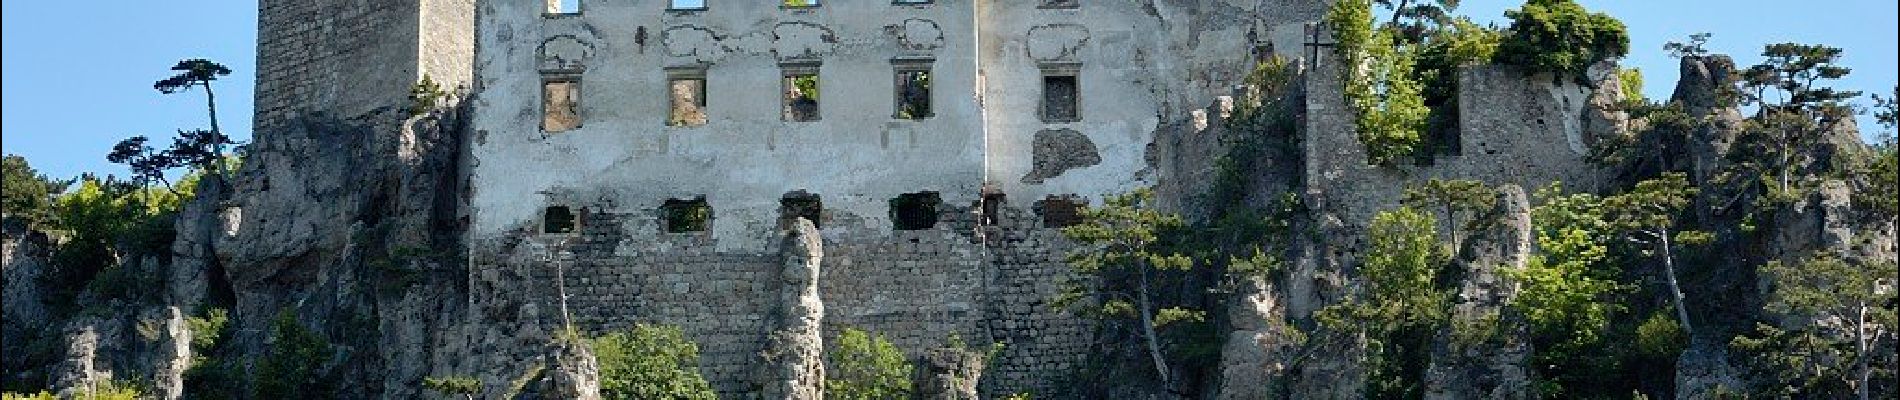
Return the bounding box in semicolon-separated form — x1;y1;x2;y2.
1304;22;1337;65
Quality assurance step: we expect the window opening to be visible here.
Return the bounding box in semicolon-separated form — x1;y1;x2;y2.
890;192;941;230
668;68;707;127
547;0;580;14
1040;64;1080;123
782;62;821;122
544;206;577;234
669;0;707;11
894;60;933;119
661;197;712;233
781;191;823;229
1035;196;1084;228
542;78;582;132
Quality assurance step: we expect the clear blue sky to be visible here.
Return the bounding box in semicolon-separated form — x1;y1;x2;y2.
2;0;1894;180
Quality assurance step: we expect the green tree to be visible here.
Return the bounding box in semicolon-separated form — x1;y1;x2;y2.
1374;0;1461;43
1052;188;1199;387
1735;255;1897;399
1318;207;1447;399
1602;173;1707;337
1493;0;1629;80
1400;179;1498;250
1663;32;1713;59
1618;67;1644;102
1;154;67;227
1331;0;1430;166
1859;87;1898;226
591;324;717;400
1735;43;1860;193
254;309;334;399
1506;183;1619;352
153;59;235;175
826;327;913;400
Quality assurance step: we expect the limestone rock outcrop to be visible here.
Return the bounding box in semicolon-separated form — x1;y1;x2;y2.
759;218;826;400
1425;185;1533;400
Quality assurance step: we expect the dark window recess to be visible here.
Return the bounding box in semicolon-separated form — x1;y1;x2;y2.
544;206;577;234
780;191;823;229
980;192;1006;226
890;192;942;230
1042;74;1079;122
895;69;931;119
1036;196;1085;228
1039;0;1079;8
661;197;712;233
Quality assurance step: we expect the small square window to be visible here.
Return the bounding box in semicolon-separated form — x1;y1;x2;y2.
890;192;941;231
667;68;707;127
893;60;932;120
782;62;821;122
661;198;712;233
1035;196;1084;228
542;78;582;132
544;206;578;234
781;191;823;229
1040;71;1079;123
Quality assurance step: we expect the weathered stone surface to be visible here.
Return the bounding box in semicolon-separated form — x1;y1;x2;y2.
918;347;987;400
1022;128;1103;184
759;218;825;400
1425;185;1532;400
1669;55;1745;186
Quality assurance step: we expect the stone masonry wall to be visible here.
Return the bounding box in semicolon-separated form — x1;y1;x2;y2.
255;0;420;133
475;200;1090;398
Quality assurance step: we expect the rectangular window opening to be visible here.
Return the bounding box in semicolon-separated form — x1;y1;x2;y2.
894;61;933;120
784;0;822;8
668;68;708;127
782;63;821;122
890;192;942;231
544;206;578;234
547;0;581;14
1035;196;1084;229
980;192;1006;226
668;0;707;11
661;197;712;233
780;191;823;229
1040;64;1080;123
542;78;582;132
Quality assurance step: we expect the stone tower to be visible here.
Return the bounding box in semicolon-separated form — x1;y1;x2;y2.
253;0;474;133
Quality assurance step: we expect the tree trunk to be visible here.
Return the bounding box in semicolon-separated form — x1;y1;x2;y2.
1660;230;1694;337
1855;303;1870;400
202;81;224;175
1136;265;1172;390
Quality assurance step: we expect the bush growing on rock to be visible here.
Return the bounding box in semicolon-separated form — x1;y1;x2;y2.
826;327;914;400
591;324;716;400
1494;0;1629;79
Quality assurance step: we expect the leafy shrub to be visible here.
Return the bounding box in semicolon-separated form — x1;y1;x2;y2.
254;309;334;399
592;324;717;400
423;376;483;399
1331;1;1431;166
1494;0;1629;79
827;327;914;400
1634;311;1686;360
